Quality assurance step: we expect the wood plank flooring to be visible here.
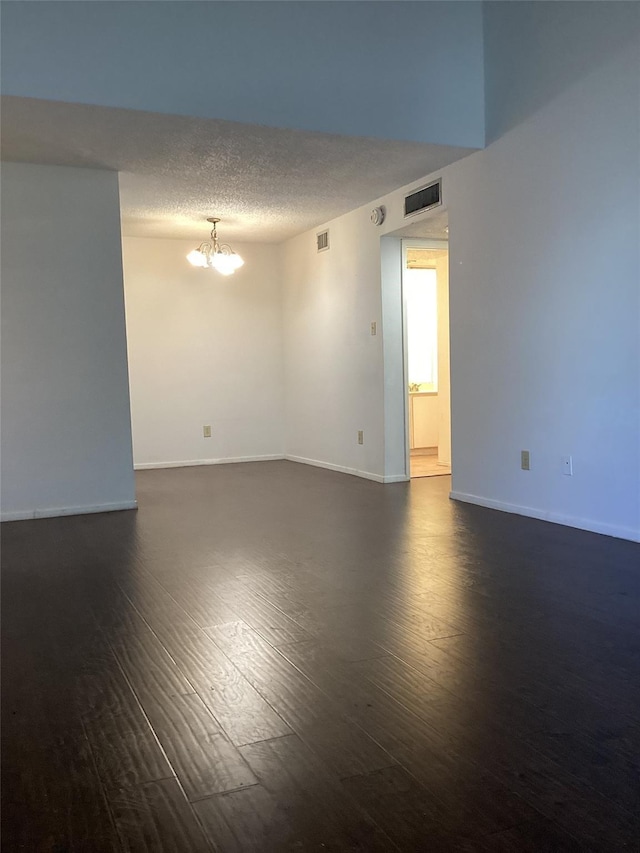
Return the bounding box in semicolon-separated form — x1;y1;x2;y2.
2;460;640;851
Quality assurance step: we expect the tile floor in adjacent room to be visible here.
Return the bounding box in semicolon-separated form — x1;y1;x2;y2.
410;449;452;478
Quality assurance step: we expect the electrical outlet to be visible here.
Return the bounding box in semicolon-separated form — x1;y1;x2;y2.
357;430;364;445
203;425;212;438
562;455;573;476
370;322;377;336
521;450;530;471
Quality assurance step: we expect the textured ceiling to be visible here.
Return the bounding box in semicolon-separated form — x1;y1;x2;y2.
406;247;448;268
1;96;473;243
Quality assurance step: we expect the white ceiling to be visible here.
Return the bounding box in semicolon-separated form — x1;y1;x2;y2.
1;96;472;243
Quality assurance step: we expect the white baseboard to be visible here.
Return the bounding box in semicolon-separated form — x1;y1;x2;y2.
135;455;284;471
285;454;391;484
137;454;409;485
449;490;640;543
1;500;138;522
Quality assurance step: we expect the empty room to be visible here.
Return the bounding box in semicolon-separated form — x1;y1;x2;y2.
1;1;639;850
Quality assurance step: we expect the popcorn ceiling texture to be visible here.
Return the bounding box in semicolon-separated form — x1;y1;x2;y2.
1;97;474;243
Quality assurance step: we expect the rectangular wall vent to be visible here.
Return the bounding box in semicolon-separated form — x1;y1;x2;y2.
404;179;442;218
317;230;330;252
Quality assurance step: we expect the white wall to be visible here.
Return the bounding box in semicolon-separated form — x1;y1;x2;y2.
447;10;640;541
381;235;408;481
0;1;485;148
282;4;640;540
1;163;136;520
122;238;284;468
282;214;386;481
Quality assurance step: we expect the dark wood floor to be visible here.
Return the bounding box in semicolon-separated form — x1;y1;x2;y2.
2;461;640;852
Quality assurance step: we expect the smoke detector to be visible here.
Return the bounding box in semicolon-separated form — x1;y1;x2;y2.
370;206;385;226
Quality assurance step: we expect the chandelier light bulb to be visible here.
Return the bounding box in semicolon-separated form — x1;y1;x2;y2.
215;252;244;272
210;253;237;276
186;248;209;268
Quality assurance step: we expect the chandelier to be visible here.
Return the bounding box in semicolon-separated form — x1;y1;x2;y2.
186;218;244;276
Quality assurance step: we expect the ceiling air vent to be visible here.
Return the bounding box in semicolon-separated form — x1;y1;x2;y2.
317;230;330;253
404;179;442;218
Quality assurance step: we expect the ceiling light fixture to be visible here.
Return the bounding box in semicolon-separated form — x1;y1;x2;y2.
186;217;244;276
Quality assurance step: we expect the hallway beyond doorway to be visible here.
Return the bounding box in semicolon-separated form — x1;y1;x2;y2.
403;241;451;480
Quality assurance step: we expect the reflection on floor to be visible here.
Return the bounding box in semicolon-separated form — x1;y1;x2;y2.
410;448;451;478
3;462;640;850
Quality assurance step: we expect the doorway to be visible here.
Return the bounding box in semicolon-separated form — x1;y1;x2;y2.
402;240;451;479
